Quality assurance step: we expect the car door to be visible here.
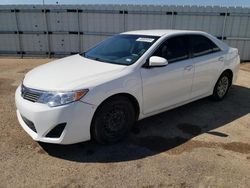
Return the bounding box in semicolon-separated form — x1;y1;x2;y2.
140;35;195;114
188;35;225;98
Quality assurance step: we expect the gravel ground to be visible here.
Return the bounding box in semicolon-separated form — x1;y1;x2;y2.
0;58;249;188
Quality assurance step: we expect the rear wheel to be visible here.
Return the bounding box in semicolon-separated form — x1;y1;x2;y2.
212;72;231;101
91;96;136;144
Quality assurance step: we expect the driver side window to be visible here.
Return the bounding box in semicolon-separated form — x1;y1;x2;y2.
153;35;189;63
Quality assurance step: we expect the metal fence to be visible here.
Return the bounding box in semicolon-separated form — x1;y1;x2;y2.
0;4;250;60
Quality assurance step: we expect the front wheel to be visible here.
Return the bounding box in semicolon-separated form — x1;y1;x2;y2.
212;73;231;101
91;96;136;144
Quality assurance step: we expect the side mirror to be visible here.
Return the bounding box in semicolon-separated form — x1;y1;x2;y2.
148;56;168;67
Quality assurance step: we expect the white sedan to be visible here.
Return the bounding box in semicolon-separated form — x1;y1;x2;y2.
15;30;240;144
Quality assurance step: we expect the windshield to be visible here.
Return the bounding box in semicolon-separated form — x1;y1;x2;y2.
83;34;159;65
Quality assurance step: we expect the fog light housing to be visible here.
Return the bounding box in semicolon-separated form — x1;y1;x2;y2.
45;123;66;138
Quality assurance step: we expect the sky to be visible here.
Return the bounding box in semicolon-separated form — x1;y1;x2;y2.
0;0;249;7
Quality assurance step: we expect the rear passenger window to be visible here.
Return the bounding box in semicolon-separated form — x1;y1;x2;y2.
153;36;189;63
189;35;221;57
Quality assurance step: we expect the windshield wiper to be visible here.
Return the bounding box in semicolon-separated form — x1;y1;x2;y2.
82;54;127;65
91;57;106;62
82;54;103;62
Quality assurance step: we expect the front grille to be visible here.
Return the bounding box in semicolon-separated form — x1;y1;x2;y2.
21;115;37;133
21;85;42;103
23;91;41;102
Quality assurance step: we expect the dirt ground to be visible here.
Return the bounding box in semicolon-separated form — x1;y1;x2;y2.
0;58;249;188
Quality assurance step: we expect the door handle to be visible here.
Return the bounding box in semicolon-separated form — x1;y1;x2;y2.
184;65;193;71
218;56;224;62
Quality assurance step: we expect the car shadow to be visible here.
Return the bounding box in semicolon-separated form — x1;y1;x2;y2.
39;85;250;163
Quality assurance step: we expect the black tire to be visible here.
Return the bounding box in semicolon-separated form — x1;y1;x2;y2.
91;96;136;144
212;72;231;101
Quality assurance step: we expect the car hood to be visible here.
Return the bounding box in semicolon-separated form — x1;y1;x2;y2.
23;54;126;91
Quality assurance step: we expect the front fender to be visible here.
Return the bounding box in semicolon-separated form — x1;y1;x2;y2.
80;71;143;115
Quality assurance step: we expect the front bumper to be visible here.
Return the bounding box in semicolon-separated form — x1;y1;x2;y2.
15;86;96;144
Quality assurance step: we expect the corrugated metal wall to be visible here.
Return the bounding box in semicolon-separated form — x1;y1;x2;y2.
0;4;250;60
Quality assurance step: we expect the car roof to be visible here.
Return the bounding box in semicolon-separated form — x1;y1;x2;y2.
121;29;206;37
121;29;229;52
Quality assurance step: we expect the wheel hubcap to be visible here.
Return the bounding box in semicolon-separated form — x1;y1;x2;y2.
103;107;126;136
217;76;229;98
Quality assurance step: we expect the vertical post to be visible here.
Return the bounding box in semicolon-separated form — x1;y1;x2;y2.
171;11;174;29
14;9;23;58
221;11;228;41
123;10;126;32
44;8;51;57
77;9;81;53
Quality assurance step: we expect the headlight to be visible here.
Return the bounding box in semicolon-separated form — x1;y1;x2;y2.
37;89;89;107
